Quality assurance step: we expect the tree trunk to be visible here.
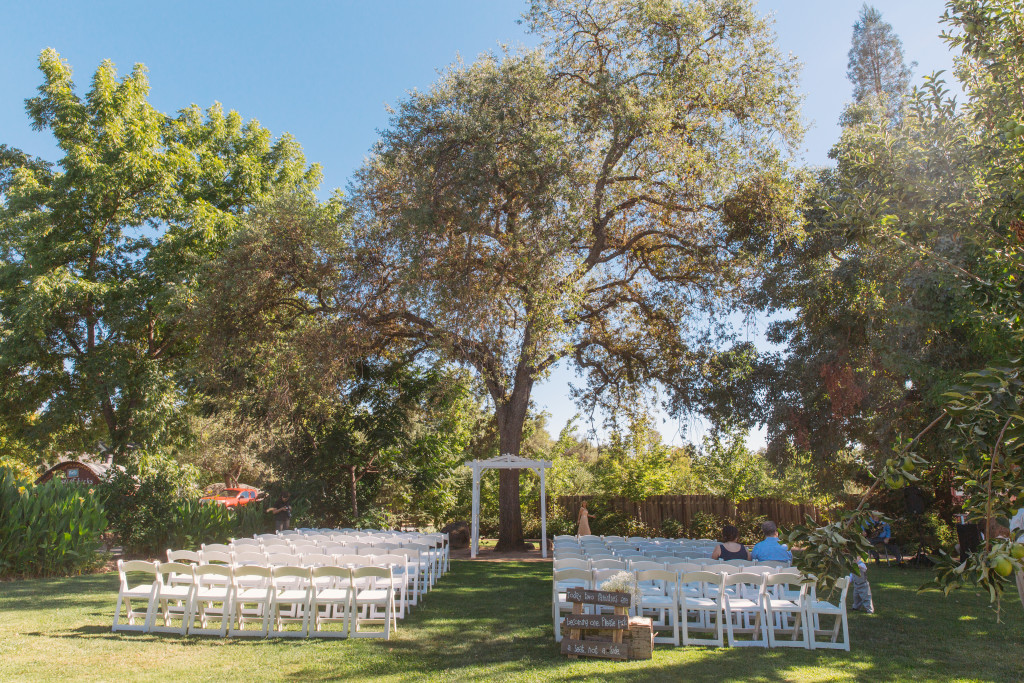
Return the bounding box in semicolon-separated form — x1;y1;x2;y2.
349;466;359;520
494;381;532;552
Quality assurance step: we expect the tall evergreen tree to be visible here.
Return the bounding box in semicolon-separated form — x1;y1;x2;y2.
847;4;915;108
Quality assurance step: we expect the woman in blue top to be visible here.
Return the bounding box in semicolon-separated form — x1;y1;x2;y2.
711;524;750;561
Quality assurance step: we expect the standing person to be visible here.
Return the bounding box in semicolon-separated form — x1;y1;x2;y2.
750;520;793;562
577;500;595;537
850;555;874;613
267;492;292;532
711;524;751;561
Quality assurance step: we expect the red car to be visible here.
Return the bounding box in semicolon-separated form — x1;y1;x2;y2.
200;488;260;508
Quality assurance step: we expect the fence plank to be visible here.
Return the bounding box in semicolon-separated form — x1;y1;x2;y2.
556;494;817;530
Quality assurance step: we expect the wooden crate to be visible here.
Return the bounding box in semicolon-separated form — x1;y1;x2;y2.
626;617;653;660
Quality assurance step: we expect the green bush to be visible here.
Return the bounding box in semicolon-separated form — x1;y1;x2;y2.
737;512;768;545
893;512;956;554
623;517;657;538
688;510;729;540
0;467;107;578
661;517;685;538
100;457;199;554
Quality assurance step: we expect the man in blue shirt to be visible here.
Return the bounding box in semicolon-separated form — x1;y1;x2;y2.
750;520;792;562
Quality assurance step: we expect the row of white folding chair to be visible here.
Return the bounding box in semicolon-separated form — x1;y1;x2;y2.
552;567;846;650
114;559;398;639
242;539;443;588
171;549;423;614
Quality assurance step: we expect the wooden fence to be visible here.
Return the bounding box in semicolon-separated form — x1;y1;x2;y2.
556;494;818;530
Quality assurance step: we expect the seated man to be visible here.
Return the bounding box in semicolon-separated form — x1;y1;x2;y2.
866;513;903;565
750;520;792;563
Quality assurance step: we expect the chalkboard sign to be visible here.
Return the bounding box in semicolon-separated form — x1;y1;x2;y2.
560;638;628;660
562;613;628;630
561;588;631;661
564;587;632;607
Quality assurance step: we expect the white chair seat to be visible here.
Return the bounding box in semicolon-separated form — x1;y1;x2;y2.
686;597;718;608
807;599;841;614
728;598;761;610
277;589;309;601
641;595;674;608
316;588;352;601
355;589;390;603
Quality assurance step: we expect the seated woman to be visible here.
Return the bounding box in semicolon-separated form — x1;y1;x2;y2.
711;524;750;561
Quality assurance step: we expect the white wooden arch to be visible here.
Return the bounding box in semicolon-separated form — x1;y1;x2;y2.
468;453;553;558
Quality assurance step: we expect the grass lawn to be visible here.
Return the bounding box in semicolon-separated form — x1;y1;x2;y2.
1;561;1021;682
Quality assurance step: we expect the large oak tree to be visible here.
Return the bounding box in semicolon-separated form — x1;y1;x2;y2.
343;0;803;549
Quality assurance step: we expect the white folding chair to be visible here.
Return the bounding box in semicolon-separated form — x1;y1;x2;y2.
112;560;159;633
553;568;591;642
151;562;195;635
308;566;353;638
230;565;273;637
806;577;851;650
351;566;397;639
636;569;680;646
764;573;809;648
187;564;233;637
723;572;768;647
553;558;589;571
679;571;725;647
269;566;313;637
372;554;411;618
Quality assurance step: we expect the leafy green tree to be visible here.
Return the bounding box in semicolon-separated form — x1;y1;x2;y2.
595;416;672;519
692;428;774;501
0;50;320;458
788;0;1024;611
341;0;802;550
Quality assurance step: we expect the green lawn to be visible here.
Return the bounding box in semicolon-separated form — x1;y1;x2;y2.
1;561;1021;682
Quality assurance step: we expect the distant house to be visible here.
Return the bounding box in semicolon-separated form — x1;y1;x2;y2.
35;453;122;485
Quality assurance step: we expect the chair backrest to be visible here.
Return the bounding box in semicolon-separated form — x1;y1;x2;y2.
266;553;302;567
303;555;335;567
231;538;261;548
194;563;232;586
373;553;409;569
321;543;346;556
629;560;665;572
590;559;627;571
764;572;808;599
724;571;766;592
167;549;200;564
703;563;740;575
272;566;313;587
723;559;753;567
681;570;724;600
234;565;272;584
156;561;192;582
636;568;678;596
667;561;701;575
233;552;266;566
592;568;624;588
553;567;592;587
756;559;790;568
311;565;351;584
200;550;233;565
201;543;232;553
553;558;589;571
334;554;367;568
293;545;323;555
118;559;158;590
352;565;392;581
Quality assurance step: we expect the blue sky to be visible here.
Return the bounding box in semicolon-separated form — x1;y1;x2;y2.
0;1;959;448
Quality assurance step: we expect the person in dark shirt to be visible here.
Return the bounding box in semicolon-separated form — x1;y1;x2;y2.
267;492;292;532
711;524;751;561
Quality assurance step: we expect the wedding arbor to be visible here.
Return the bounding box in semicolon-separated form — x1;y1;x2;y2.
468;454;552;558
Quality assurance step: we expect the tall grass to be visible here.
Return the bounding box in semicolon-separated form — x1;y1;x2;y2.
0;467;107;579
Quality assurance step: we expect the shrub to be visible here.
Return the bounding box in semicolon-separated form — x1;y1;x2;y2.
546;508;576;537
737;512;768;545
100;457;198;554
688;510;729;540
623;517;657;538
166;499;236;550
893;513;956;555
661;517;685;538
0;467;107;578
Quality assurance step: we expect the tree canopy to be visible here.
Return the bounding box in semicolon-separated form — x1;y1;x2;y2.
0;49;320;458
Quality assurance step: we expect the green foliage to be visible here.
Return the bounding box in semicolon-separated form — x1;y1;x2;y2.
0;467;107;578
787;509;878;595
165;499;235;550
0;49;320;456
893;512;955;555
100;452;202;554
594;416;672;506
688;511;728;540
660;517;685;539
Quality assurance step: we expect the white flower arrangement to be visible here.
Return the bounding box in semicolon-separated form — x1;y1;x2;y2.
599;570;641;606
